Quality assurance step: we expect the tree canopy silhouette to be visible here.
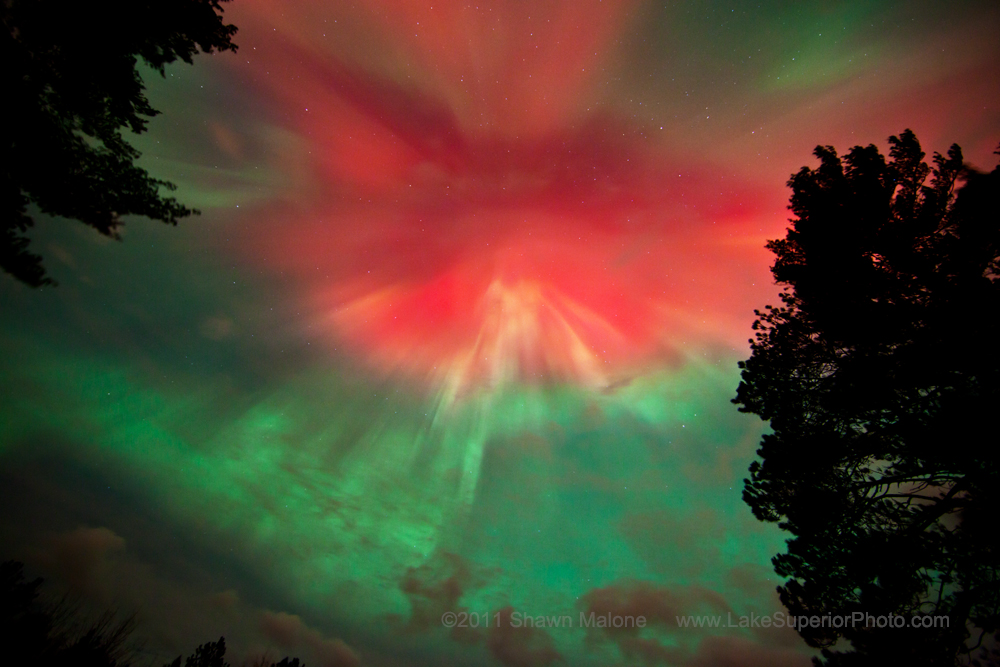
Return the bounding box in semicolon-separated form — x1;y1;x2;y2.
2;559;305;667
1;0;238;287
734;130;1000;665
1;559;138;667
162;637;306;667
163;637;229;667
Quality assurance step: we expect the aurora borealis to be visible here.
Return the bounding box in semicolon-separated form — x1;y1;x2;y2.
1;1;999;665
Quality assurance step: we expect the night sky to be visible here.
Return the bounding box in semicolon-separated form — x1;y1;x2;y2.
1;1;999;666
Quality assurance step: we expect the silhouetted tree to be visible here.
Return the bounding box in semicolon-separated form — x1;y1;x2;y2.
1;560;138;666
734;131;1000;665
164;638;305;667
238;655;304;667
3;561;303;667
270;658;304;667
1;560;53;663
163;637;230;667
1;0;238;286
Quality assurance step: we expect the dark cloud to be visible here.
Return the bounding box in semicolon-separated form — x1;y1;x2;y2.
260;611;360;667
578;579;728;664
394;551;499;641
580;580;731;634
486;606;562;667
577;580;811;666
683;635;810;667
393;552;563;666
33;526;125;595
398;552;475;632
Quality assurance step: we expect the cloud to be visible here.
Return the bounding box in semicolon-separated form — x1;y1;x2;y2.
208;589;241;612
396;552;489;634
486;606;562;667
577;580;814;666
578;580;730;665
683;635;811;667
33;526;125;595
576;580;719;663
260;611;360;667
393;553;561;665
580;580;732;632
